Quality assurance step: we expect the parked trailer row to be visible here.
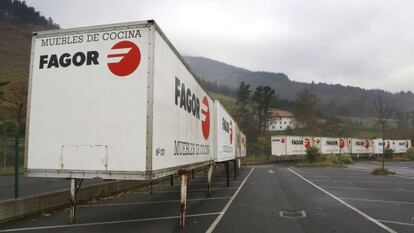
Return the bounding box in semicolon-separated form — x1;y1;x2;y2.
25;20;246;227
271;136;412;156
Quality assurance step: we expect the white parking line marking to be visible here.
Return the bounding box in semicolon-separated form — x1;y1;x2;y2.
377;219;414;227
321;186;414;193
340;197;414;205
0;212;220;232
393;174;414;180
134;187;238;194
205;168;255;233
288;168;397;233
80;196;231;208
311;180;414;184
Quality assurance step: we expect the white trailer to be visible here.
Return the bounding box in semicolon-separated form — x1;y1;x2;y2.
25;20;215;226
240;132;247;157
319;137;340;154
213;100;236;162
271;136;286;156
372;138;384;154
394;140;411;154
234;124;247;158
285;136;312;156
350;138;372;154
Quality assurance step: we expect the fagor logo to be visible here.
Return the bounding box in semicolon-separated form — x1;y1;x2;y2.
304;138;311;149
364;140;370;149
38;40;141;78
281;137;285;143
221;118;233;144
107;41;141;77
175;76;210;140
201;97;210;140
339;138;345;149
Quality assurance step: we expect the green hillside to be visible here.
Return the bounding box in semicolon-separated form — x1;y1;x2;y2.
0;22;31;82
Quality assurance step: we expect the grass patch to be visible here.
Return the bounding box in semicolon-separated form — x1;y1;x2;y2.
371;167;395;175
296;161;344;168
0;165;23;176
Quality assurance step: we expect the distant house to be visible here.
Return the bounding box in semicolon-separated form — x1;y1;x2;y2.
267;108;296;131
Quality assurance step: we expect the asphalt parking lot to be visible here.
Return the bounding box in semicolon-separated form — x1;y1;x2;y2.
0;161;413;233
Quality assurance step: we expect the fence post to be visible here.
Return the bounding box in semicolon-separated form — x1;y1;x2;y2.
14;134;19;199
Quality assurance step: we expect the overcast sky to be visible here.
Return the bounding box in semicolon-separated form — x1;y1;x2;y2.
26;0;414;93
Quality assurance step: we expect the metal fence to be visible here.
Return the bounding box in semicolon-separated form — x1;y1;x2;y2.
0;137;104;201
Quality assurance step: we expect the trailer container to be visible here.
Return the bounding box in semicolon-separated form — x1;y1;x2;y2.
235;125;247;158
271;136;286;156
372;138;384;154
350;138;372;154
394;140;411;154
285;136;312;155
25;20;215;180
240;132;247;157
213;101;236;162
319;137;340;154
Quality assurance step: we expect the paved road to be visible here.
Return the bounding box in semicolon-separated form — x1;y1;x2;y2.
1;162;413;232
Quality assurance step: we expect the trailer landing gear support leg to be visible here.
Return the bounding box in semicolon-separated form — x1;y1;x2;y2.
150;181;153;195
69;178;83;224
226;161;230;187
207;164;213;197
69;178;76;224
180;171;189;228
233;159;237;179
170;175;174;186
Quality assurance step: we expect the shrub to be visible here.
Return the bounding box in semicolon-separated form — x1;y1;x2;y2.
306;146;320;163
325;153;339;164
406;148;414;160
384;148;394;159
340;154;353;164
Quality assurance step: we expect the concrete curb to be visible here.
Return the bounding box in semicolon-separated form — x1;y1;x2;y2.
0;180;148;223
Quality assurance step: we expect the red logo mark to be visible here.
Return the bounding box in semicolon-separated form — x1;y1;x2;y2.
364;140;370;149
339;138;345;149
230;121;233;144
201;96;210;140
281;137;285;143
304;138;311;149
107;41;141;77
315;138;320;144
386;141;391;149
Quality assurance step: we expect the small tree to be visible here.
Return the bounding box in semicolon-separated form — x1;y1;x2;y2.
372;94;394;170
306;146;320;163
0;80;28;136
293;88;320;130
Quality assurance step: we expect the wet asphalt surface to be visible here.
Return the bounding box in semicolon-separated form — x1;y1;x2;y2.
1;161;413;233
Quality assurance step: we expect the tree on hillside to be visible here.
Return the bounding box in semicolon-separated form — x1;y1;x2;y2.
251;86;275;134
293;88;320;130
0;0;59;28
323;117;344;137
236;82;251;103
372;94;395;170
234;82;253;139
0;80;28;135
